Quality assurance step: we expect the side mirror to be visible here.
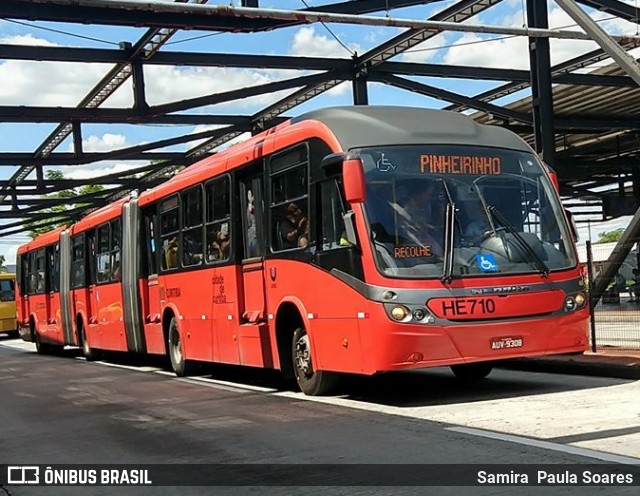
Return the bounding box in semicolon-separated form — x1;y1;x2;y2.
343;158;366;204
321;153;346;177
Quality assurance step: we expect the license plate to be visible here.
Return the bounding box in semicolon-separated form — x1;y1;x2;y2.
490;336;524;350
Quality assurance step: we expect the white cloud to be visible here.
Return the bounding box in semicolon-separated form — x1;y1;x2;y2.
81;133;128;152
290;26;360;59
64;161;147;180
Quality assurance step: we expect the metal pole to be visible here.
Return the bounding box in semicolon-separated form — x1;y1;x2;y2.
30;0;640;43
586;240;597;352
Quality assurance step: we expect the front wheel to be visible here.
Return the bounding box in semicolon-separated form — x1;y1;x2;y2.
168;318;193;377
450;362;493;381
292;327;340;396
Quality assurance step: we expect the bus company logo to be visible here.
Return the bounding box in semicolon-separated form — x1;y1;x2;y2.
7;466;40;484
470;286;530;295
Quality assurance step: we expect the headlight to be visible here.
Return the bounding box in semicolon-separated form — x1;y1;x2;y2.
390;305;411;321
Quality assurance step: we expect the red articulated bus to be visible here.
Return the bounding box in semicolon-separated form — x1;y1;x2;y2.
16;106;589;395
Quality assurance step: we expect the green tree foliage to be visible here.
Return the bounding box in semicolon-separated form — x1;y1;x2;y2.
0;254;6;273
26;170;105;238
594;228;624;244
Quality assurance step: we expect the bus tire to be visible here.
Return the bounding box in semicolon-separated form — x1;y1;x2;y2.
7;330;19;339
292;326;340;396
34;331;51;355
80;324;98;361
168;317;193;377
450;362;493;381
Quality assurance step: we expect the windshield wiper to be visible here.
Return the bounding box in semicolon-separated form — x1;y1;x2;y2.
486;205;549;278
439;179;456;284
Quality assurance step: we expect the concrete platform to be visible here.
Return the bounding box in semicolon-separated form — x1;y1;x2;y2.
502;349;640;380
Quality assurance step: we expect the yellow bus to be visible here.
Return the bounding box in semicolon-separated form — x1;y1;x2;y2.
0;273;17;338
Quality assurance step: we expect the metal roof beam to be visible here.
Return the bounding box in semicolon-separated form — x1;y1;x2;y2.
373;73;532;123
556;0;640;87
0;107;255;125
446;41;640;112
149;72;337;116
108;0;500;192
374;62;635;86
0;153;186;166
4;1;630;42
0;0;439;33
576;0;640;23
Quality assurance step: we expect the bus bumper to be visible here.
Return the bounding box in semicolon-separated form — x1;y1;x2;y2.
360;307;590;374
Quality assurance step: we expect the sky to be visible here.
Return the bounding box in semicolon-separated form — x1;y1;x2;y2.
1;0;640;264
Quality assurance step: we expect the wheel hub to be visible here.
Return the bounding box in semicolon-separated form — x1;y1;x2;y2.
294;334;312;376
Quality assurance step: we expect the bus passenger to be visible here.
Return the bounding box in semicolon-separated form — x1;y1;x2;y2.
246;190;258;257
209;223;231;261
280;202;309;249
164;237;178;269
182;233;203;266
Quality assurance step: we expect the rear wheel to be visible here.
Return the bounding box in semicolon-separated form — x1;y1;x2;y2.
80;324;98;361
450;362;493;381
168;318;193;377
34;331;52;355
292;327;340;396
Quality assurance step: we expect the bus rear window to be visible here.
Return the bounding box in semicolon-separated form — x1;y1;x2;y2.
0;279;15;301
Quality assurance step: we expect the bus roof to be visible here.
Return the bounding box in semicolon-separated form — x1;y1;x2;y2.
17;225;67;254
0;273;15;280
291;106;531;152
71;198;127;234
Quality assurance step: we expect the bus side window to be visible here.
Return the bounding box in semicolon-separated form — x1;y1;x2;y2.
71;235;85;289
160;196;180;271
35;249;46;294
269;145;309;252
206;177;231;263
48;244;60;292
111;218;121;281
145;213;158;277
320;179;348;249
182;186;204;267
96;224;111;283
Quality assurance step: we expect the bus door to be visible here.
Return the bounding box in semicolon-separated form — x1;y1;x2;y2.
237;171;271;367
45;243;62;344
86;230;101;349
141;208;164;353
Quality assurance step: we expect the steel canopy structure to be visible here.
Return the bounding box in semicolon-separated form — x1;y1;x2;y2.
1;0;640;240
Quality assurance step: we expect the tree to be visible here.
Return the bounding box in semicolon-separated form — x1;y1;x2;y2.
0;254;6;273
26;170;105;238
594;228;624;244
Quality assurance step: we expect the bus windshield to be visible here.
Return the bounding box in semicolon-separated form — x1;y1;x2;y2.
356;145;577;279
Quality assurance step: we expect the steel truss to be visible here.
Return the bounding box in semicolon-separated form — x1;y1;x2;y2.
0;0;640;237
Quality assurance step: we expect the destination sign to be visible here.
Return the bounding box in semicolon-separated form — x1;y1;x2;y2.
393;245;433;258
420;154;502;175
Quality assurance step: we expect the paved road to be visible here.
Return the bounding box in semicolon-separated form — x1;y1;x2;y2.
1;336;639;495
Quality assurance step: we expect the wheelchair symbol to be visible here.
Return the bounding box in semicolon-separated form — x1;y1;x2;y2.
476;254;498;272
376;153;395;172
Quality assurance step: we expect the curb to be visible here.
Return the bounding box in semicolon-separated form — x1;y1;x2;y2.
499;355;640;380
